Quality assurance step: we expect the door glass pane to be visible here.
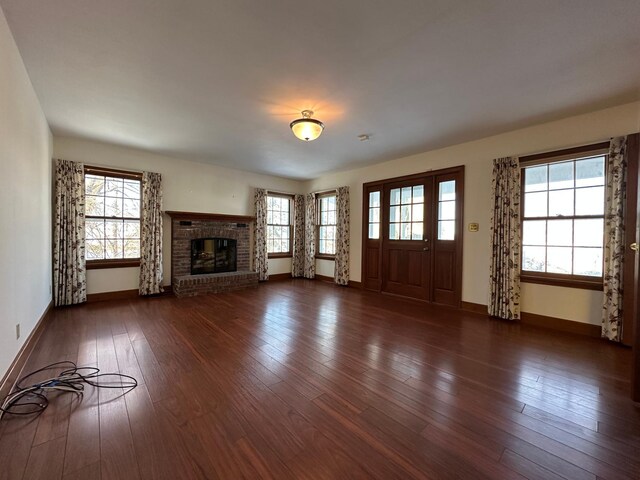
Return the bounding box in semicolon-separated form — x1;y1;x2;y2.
438;181;455;201
411;222;423;240
546;247;572;274
390;188;401;205
389;223;399;240
369;207;380;222
438;201;455;220
575;156;605;187
524;166;547;192
401;187;412;204
401;205;411;222
400;223;411;240
413;185;424;203
369;224;380;239
369;191;381;207
390;206;400;222
438;220;455;240
523;246;545;272
412;204;424;222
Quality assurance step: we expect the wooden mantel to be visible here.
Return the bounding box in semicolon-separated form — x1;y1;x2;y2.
165;211;255;223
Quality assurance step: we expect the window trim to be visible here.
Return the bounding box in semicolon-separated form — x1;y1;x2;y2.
519;143;608;290
84;166;142;269
266;193;294;259
316;190;337;259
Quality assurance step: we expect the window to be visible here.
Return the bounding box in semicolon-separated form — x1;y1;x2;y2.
317;193;337;256
521;150;606;287
389;185;424;240
267;194;292;256
437;180;456;240
367;191;381;239
85;167;141;267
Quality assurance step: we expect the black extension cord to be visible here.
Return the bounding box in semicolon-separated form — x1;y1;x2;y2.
0;361;137;421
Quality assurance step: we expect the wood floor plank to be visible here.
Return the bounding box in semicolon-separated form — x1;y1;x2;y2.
22;436;66;480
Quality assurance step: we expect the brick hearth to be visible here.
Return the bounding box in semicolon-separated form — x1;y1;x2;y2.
167;211;258;297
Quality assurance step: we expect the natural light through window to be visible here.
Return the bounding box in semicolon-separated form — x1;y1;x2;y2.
267;195;292;255
389;185;424;240
368;191;381;239
318;194;337;255
85;173;141;261
438;180;456;240
521;155;605;278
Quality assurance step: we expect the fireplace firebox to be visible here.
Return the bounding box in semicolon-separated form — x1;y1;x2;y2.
191;238;237;275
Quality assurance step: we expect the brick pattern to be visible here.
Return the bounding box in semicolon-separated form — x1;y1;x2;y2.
173;271;259;297
171;218;257;297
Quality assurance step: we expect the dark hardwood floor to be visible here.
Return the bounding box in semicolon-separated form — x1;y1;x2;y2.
1;279;639;479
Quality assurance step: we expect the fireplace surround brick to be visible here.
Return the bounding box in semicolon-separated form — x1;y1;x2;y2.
167;212;257;297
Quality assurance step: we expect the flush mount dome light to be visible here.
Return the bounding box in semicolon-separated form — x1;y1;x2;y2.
290;110;324;141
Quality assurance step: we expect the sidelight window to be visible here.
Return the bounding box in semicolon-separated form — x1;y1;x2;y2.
368;191;381;239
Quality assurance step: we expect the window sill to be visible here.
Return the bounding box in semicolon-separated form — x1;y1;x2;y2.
520;273;603;291
268;253;293;259
315;254;335;261
87;259;141;270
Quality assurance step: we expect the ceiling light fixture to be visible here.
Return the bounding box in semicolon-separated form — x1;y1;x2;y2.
290;110;324;141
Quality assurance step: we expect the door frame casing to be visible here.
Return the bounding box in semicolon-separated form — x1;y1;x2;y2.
361;165;465;307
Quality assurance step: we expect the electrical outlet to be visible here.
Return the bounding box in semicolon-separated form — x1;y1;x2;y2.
16;324;20;340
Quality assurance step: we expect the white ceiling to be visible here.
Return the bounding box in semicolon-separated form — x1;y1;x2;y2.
2;0;639;180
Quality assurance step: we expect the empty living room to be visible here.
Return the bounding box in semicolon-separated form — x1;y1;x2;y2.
1;1;640;479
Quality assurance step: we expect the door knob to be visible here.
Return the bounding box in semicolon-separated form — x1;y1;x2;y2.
631;243;639;252
423;247;430;251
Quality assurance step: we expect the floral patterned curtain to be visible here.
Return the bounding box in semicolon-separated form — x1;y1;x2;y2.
53;159;87;306
489;157;521;320
334;186;350;285
139;172;164;295
291;194;305;278
304;193;316;279
254;188;269;281
602;136;627;342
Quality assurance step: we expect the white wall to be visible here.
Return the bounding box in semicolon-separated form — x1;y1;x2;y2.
53;137;304;294
0;7;52;380
306;101;640;325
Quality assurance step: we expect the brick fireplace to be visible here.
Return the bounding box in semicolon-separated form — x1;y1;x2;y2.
167;211;258;297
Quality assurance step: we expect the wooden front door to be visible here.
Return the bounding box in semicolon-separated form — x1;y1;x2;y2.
362;166;464;306
381;178;432;300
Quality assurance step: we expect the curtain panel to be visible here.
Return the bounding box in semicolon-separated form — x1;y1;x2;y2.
53;159;87;306
254;188;269;281
602;136;628;342
489;157;521;320
139;171;164;295
303;193;316;278
334;186;350;285
291;194;305;278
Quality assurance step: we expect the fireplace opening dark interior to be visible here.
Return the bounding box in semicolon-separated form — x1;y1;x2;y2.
191;238;237;275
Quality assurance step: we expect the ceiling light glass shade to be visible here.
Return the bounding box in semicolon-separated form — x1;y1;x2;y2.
290;110;324;141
